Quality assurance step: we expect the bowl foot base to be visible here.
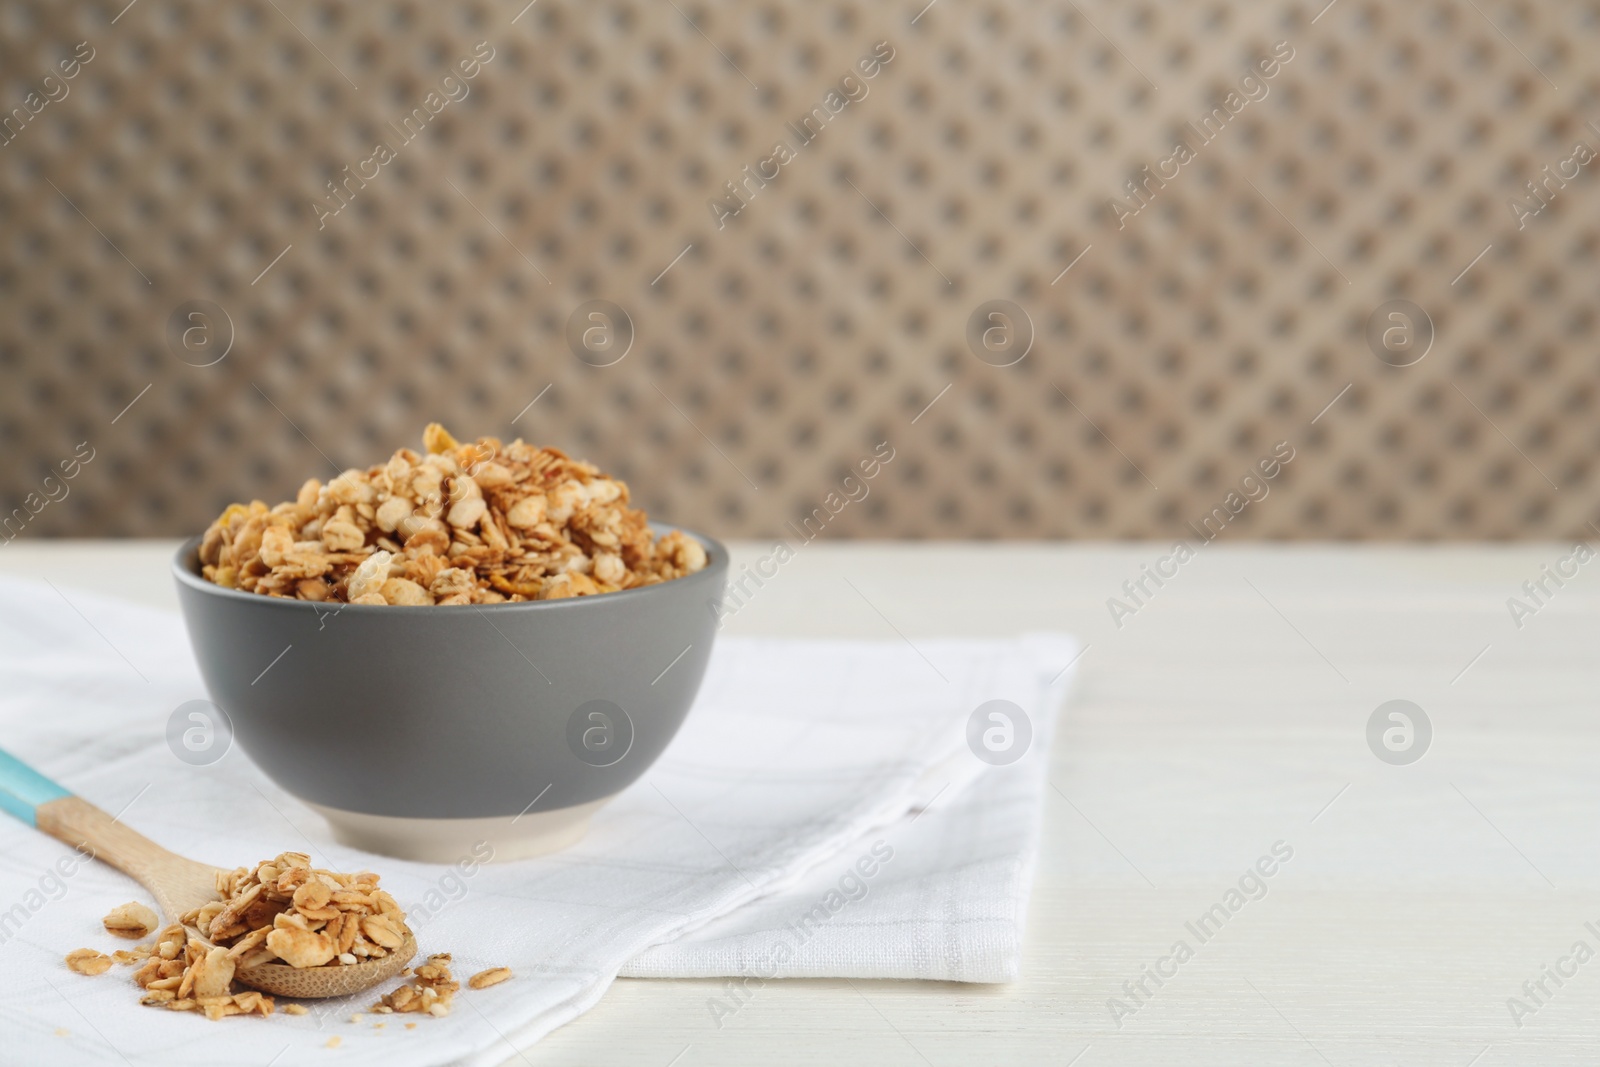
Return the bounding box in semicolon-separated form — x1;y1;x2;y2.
307;799;608;862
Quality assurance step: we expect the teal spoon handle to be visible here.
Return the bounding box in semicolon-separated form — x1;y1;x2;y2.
0;746;209;919
0;747;73;827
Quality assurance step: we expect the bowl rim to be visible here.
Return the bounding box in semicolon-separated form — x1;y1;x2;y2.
172;521;728;614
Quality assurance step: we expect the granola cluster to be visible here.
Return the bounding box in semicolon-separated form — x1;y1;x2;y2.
103;901;159;939
124;924;275;1020
372;953;459;1017
198;423;708;605
64;947;113;976
187;852;411;969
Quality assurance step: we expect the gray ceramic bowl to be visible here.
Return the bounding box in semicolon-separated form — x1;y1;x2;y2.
173;525;726;861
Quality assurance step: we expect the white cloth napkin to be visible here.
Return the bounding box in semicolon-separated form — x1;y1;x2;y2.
623;634;1069;987
0;576;1075;1066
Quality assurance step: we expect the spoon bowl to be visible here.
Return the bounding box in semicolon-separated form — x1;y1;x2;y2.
236;933;417;997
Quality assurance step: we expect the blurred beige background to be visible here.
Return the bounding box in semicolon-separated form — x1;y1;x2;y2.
2;0;1597;541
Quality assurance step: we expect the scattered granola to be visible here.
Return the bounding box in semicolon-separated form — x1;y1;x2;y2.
467;966;512;990
372;953;460;1017
198;423;709;605
67;853;510;1028
64;948;112;976
102;901;159;940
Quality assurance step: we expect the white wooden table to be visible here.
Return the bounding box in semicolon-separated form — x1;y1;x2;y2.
2;540;1594;1065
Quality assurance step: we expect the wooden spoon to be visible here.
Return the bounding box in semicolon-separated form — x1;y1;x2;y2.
1;748;415;999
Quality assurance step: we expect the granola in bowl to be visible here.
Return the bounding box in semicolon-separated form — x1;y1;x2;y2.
198;423;707;605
